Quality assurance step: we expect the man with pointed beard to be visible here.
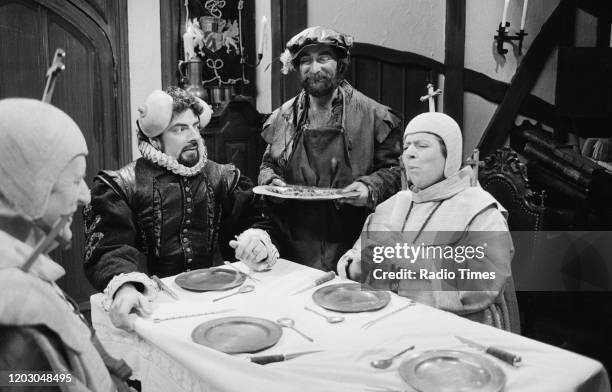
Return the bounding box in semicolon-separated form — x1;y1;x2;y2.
84;87;279;331
258;26;402;271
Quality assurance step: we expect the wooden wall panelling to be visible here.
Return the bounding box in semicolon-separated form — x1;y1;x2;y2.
478;0;574;155
352;57;380;102
279;0;307;103
0;1;45;98
349;43;446;127
160;0;181;88
270;0;282;109
348;42;557;137
202;100;265;184
380;63;405;121
271;0;307;108
220;103;264;181
0;0;131;304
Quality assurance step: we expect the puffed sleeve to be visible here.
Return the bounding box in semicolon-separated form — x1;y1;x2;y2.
83;174;147;291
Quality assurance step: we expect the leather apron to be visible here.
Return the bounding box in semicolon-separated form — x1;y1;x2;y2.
275;124;368;271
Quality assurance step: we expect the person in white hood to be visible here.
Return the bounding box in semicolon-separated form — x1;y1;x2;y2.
337;112;518;331
0;98;129;391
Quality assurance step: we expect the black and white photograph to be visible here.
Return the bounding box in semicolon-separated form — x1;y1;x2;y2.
0;0;611;391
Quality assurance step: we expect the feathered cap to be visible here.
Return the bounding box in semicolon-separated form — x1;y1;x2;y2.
280;26;353;74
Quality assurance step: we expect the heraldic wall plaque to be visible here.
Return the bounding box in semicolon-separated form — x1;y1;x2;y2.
179;0;256;107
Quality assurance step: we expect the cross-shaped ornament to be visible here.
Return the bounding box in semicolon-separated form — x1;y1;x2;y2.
465;148;484;187
419;83;442;112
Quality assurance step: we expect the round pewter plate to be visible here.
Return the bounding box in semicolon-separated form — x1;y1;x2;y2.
312;283;391;313
192;316;282;354
175;268;246;291
399;350;506;392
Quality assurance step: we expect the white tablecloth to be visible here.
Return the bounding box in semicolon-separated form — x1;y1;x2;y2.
91;259;610;392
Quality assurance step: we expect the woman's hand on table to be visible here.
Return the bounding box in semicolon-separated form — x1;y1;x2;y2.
110;283;152;331
337;248;362;280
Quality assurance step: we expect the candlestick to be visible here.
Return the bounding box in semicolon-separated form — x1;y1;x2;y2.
501;0;510;29
520;0;528;30
257;15;268;55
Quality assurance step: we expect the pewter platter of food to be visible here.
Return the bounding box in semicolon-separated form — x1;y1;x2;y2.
253;185;359;200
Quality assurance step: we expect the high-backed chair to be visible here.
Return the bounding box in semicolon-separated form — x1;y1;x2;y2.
479;147;546;334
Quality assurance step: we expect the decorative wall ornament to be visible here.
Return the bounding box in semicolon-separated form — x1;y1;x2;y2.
179;0;256;105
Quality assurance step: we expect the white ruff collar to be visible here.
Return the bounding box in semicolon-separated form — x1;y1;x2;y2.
138;141;207;177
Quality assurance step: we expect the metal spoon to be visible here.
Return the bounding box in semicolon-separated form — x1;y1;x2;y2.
370;345;415;369
212;284;255;302
304;306;345;324
277;318;314;342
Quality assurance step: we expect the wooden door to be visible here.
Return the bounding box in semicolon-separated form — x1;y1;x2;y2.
0;0;131;304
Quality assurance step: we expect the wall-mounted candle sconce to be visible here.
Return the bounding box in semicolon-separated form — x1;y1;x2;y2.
494;23;527;55
494;0;528;55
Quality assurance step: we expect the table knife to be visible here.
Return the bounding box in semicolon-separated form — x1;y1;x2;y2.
455;335;522;367
152;275;179;300
290;271;336;295
249;350;323;365
153;308;234;323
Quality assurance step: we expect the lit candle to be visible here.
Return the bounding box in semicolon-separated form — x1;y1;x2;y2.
501;0;510;28
520;0;528;30
257;15;268;55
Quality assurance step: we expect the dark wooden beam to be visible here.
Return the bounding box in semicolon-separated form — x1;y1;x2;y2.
577;0;612;19
478;0;574;155
596;16;611;47
463;69;559;129
271;0;307;108
112;0;132;164
160;0;181;88
270;0;283;109
554;0;576;141
444;0;465;128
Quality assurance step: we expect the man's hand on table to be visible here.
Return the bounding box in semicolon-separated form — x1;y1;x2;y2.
337;249;362;280
110;283;152;331
229;228;278;272
338;181;371;207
